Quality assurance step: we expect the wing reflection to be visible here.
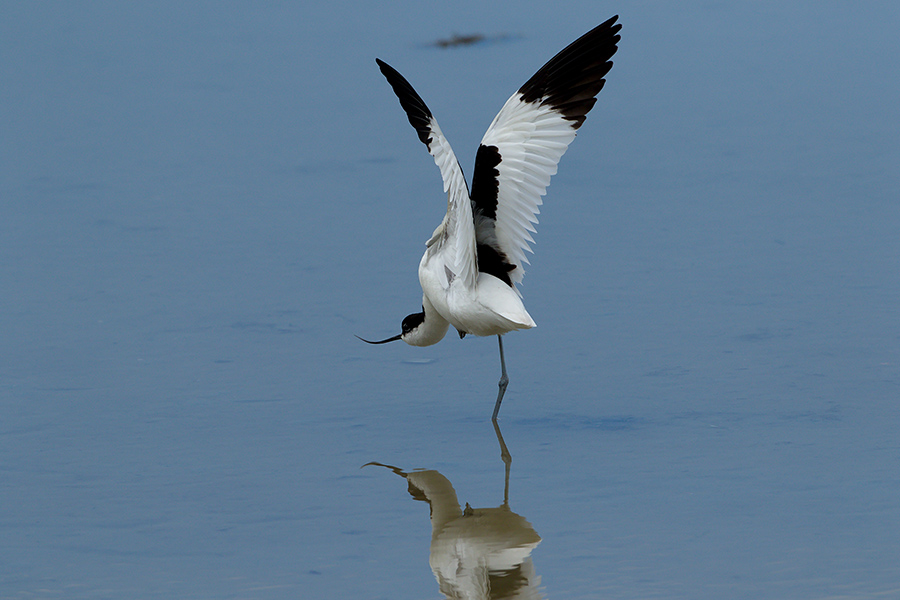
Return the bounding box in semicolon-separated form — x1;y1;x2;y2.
366;422;543;599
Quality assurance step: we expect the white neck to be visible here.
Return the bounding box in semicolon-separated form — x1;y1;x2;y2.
403;296;450;347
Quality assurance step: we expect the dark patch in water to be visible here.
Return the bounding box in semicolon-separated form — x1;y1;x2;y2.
432;33;500;48
425;33;517;48
435;33;485;47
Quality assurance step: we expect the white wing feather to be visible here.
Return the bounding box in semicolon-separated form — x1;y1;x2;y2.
480;96;578;286
375;58;477;291
424;118;478;291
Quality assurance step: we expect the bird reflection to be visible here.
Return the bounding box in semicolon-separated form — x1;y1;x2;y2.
366;422;543;599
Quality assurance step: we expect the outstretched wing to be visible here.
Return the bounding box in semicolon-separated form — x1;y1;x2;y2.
376;59;477;291
471;15;621;290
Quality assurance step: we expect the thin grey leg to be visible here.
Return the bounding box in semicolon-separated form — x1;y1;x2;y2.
492;335;509;421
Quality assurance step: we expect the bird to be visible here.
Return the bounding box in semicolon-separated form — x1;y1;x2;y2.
358;16;621;420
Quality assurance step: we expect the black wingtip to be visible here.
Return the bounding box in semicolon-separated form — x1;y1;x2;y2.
375;58;434;146
517;15;622;128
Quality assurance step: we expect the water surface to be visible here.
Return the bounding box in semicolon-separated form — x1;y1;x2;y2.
2;2;898;598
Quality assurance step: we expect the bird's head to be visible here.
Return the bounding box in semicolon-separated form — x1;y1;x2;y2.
356;310;424;346
356;307;448;347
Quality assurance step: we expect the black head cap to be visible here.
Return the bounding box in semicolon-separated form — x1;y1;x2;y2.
401;309;426;335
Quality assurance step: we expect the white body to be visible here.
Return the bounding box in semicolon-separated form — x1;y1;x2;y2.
419;246;535;340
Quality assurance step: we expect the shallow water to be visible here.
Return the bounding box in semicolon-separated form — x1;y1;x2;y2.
2;2;899;598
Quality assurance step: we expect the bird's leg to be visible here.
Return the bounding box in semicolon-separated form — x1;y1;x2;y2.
492;335;509;421
492;419;512;506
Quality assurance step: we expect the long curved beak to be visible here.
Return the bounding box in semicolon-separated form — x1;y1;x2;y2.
355;333;402;344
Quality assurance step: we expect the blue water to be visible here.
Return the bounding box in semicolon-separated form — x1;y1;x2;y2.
2;2;898;598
